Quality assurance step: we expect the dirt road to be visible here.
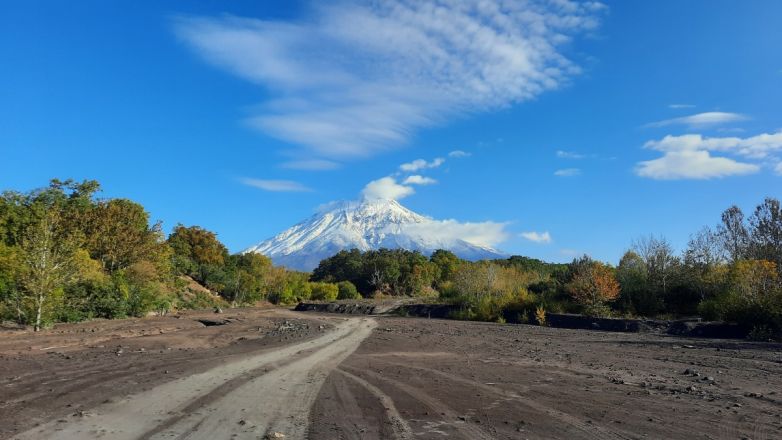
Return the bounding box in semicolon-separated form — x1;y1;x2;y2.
2;309;782;439
9;314;375;440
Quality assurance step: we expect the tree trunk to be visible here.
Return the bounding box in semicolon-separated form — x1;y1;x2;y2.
14;289;24;324
34;292;43;332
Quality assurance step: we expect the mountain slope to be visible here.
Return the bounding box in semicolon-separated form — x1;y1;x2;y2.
243;198;506;271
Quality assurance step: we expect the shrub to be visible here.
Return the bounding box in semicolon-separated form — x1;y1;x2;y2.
535;306;547;326
336;281;361;300
310;282;338;301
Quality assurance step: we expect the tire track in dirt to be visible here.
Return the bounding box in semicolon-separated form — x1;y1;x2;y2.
335;369;413;439
356;361;626;439
13;317;376;440
346;367;497;440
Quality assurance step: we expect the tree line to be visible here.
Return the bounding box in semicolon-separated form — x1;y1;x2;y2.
1;179;780;338
0;179;340;330
311;198;782;338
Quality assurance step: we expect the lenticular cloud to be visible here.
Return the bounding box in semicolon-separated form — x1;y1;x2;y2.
174;0;605;159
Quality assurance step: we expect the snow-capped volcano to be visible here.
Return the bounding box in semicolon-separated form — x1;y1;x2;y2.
243;198;507;271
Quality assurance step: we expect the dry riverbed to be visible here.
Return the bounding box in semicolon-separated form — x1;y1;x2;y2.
2;308;781;439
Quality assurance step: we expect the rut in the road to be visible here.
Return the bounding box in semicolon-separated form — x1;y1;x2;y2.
14;318;376;440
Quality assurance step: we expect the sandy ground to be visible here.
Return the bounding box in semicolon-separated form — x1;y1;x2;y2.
2;309;782;439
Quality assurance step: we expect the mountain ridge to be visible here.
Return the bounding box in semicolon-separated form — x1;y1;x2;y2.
243;198;507;271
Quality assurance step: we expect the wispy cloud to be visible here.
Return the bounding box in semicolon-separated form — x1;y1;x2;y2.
634;131;782;180
361;176;414;200
399;157;445;172
775;162;782;176
645;112;747;129
554;168;581;177
556;150;586;159
668;104;696;109
173;1;605;159
279;159;340;170
448;150;471;158
520;231;552;243
403;175;437;185
240;178;312;192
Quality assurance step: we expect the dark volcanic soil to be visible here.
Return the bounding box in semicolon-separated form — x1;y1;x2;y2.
0;308;331;439
309;317;782;440
2;311;781;439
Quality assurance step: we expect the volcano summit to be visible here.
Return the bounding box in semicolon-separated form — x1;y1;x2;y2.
244;198;506;271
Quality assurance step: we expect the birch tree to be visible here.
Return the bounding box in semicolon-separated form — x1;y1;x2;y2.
19;209;80;331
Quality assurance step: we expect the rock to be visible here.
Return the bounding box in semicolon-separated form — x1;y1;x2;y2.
265;433;285;439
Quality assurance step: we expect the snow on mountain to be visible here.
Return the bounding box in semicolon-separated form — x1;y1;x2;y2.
243;198;507;271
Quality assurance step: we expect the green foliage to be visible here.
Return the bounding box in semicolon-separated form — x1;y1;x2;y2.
337;280;361;300
267;269;311;305
167;224;229;285
312;248;438;297
222;253;273;305
310;281;339;301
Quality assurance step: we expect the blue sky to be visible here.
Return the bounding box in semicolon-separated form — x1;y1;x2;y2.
1;0;781;263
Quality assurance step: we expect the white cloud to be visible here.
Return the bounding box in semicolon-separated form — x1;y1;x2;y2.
775;162;782;176
401;220;509;248
399;157;445;172
240;178;312;192
645;112;747;129
361;177;415;200
280;159;340;170
174;1;605;159
403;175;437;185
520;231;552;243
554;168;581;177
448;150;471;158
556;150;585;159
668;104;696;109
636;150;759;180
645;131;782;159
636;131;782;180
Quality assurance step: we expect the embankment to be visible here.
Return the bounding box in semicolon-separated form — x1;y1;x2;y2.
294;301;755;339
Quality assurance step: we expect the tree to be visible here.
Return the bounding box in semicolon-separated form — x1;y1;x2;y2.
18;209;82;331
633;235;679;296
224;253;272;305
748;197;782;267
685;227;724;268
718;206;749;263
430;249;461;285
85;199;166;272
565;260;620;316
730;260;779;303
0;242;23;322
616;250;660;315
167;225;228;285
